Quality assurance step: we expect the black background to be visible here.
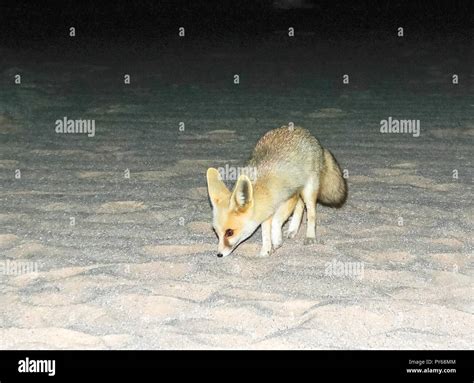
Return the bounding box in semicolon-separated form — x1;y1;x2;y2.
1;0;472;47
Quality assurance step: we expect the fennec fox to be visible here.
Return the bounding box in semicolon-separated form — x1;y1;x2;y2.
206;126;347;257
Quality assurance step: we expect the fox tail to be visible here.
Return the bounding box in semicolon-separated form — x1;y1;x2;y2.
318;148;348;208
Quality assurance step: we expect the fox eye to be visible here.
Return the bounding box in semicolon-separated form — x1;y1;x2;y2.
225;229;234;237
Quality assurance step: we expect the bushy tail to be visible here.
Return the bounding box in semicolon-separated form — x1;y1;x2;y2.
318;149;347;207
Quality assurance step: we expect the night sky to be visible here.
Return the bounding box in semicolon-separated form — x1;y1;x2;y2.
1;1;472;48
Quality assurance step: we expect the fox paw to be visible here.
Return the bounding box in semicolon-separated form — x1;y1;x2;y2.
258;247;272;257
304;237;318;245
272;239;283;250
286;229;298;239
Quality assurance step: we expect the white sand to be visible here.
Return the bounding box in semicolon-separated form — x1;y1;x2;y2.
0;39;472;349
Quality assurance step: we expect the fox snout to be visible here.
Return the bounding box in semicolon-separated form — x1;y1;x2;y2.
217;241;234;258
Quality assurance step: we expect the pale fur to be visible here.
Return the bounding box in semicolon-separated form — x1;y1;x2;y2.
207;126;347;257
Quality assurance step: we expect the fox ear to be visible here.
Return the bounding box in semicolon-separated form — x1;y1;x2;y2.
206;168;230;206
230;174;253;211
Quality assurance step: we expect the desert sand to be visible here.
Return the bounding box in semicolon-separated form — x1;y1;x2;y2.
0;36;472;349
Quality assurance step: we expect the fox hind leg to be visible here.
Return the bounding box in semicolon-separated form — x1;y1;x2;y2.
271;194;299;250
286;197;304;239
302;178;319;245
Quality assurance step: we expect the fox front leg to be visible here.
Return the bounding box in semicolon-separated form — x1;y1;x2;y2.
259;217;273;256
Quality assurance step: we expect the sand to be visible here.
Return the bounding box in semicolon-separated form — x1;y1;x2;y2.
0;36;472;349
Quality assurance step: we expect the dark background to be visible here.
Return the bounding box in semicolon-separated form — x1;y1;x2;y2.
1;0;472;47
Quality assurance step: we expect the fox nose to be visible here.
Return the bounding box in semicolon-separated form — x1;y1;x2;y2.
217;253;223;258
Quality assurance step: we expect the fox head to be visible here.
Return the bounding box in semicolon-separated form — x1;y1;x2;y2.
206;168;259;257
